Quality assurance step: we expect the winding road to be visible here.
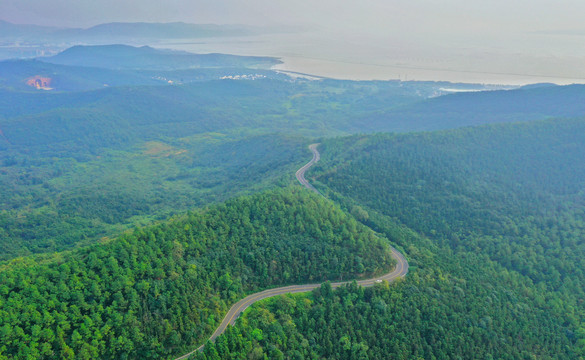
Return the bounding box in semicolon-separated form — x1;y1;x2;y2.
175;143;409;360
295;143;321;194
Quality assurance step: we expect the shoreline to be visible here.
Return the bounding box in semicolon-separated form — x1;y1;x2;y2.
271;55;585;86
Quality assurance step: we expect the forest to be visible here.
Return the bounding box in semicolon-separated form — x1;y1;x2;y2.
194;117;585;359
3;75;585;261
0;72;438;260
3;43;585;359
0;133;307;260
0;188;395;359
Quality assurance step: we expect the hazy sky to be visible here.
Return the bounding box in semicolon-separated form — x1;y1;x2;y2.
3;0;585;84
3;0;585;35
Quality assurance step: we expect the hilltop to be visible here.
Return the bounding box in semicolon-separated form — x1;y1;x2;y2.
43;44;281;70
200;118;585;359
0;188;394;359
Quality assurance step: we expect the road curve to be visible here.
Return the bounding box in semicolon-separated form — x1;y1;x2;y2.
174;143;409;360
295;143;321;194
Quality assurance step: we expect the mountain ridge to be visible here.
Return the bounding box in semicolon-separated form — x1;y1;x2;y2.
42;44;281;70
0;19;272;41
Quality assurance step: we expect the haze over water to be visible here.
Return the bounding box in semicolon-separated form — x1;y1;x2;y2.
4;0;585;85
157;29;585;85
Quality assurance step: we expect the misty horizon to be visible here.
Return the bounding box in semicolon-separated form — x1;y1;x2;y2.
2;1;585;85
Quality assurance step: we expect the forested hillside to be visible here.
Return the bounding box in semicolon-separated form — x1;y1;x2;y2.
0;59;288;92
204;118;585;359
311;118;585;357
0;76;436;260
0;78;429;151
0;188;394;359
2;78;584;260
314;118;585;289
4;51;585;359
4;12;585;360
359;84;585;132
0;134;306;260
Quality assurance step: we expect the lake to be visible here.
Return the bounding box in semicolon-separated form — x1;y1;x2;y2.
158;30;585;86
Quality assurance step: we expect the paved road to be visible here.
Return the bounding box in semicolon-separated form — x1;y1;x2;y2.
174;143;409;360
295;143;321;194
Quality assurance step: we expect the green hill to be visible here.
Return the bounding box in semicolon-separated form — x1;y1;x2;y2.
360;84;585;132
0;133;307;260
0;188;394;359
204;118;585;359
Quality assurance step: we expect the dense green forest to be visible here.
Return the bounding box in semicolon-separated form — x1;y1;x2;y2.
2;77;585;260
198;267;572;360
363;84;585;132
0;188;394;359
0;134;307;260
203;118;585;359
313;118;585;297
0;71;461;260
310;118;585;357
0;78;431;149
3;44;585;359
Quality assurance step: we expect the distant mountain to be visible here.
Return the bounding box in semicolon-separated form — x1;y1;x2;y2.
360;83;585;132
0;19;61;39
518;82;558;90
0;19;271;42
72;21;263;39
42;44;281;70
